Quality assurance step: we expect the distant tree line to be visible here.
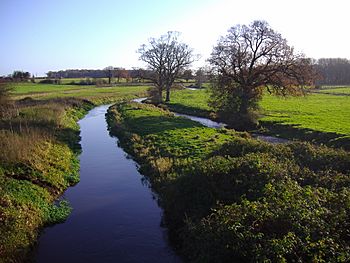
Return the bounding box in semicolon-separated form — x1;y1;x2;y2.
46;68;151;83
314;58;350;85
45;67;199;83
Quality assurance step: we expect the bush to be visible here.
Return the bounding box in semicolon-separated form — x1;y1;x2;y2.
183;180;350;262
39;79;60;84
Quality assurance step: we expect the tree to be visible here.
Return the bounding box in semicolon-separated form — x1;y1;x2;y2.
104;66;114;84
138;31;195;103
195;68;208;89
209;20;316;129
12;71;30;81
182;69;193;82
315;58;350;85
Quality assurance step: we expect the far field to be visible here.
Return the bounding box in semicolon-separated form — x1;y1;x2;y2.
313;86;350;95
11;82;150;104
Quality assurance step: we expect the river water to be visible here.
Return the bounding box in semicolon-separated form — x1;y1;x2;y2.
35;105;180;263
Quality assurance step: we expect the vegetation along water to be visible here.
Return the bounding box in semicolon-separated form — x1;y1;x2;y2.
0;82;148;262
107;101;350;262
35;105;180;263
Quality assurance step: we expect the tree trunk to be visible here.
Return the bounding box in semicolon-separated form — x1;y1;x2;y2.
165;87;170;102
158;88;163;103
239;95;249;115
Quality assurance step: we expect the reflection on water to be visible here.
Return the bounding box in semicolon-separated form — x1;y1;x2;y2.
35;105;180;263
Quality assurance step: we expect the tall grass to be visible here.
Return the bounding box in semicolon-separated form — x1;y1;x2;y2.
0;95;93;262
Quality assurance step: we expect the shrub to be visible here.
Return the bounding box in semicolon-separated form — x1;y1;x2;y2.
183;180;350;262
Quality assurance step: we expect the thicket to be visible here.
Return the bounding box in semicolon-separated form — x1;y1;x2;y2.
107;102;350;262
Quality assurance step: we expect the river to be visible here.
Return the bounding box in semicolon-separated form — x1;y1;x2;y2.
35;105;180;263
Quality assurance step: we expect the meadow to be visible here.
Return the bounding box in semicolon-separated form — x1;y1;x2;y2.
107;101;350;262
260;93;350;135
166;88;212;117
314;86;350;94
10;82;149;106
166;88;350;148
0;81;148;262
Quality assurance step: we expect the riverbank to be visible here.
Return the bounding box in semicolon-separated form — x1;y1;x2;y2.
107;101;350;262
0;98;93;262
0;84;148;262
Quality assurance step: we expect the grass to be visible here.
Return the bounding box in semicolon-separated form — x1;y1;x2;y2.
165;89;213;117
11;82;149;105
11;83;85;94
314;86;350;94
107;101;350;262
165;88;350;148
107;102;246;182
0;82;149;262
0;99;87;262
260;93;350;135
119;102;237;160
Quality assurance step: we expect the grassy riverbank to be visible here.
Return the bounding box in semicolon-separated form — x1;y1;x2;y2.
0;83;148;262
107;102;350;262
166;88;350;149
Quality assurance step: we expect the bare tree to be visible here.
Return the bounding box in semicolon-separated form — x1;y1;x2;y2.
315;58;350;85
104;66;114;84
138;31;195;103
209;20;316;129
195;68;208;88
182;69;193;82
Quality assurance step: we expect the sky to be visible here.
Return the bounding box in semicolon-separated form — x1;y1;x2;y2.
1;0;349;76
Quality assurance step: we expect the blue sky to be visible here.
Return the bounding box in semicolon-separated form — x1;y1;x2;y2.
1;0;349;76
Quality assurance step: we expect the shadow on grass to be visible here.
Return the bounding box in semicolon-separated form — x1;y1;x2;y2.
260;120;350;150
126;115;204;136
166;103;213;119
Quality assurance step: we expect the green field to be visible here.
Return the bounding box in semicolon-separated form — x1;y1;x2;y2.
315;86;350;94
11;82;150;104
167;88;350;137
166;88;212;117
260;93;350;135
11;83;85;94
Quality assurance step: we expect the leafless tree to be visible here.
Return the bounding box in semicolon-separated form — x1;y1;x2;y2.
195;68;208;89
182;69;193;82
138;31;195;103
104;66;114;84
209;20;316;129
315;58;350;85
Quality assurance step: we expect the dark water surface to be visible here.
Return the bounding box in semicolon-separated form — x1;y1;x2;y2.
35;105;180;263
